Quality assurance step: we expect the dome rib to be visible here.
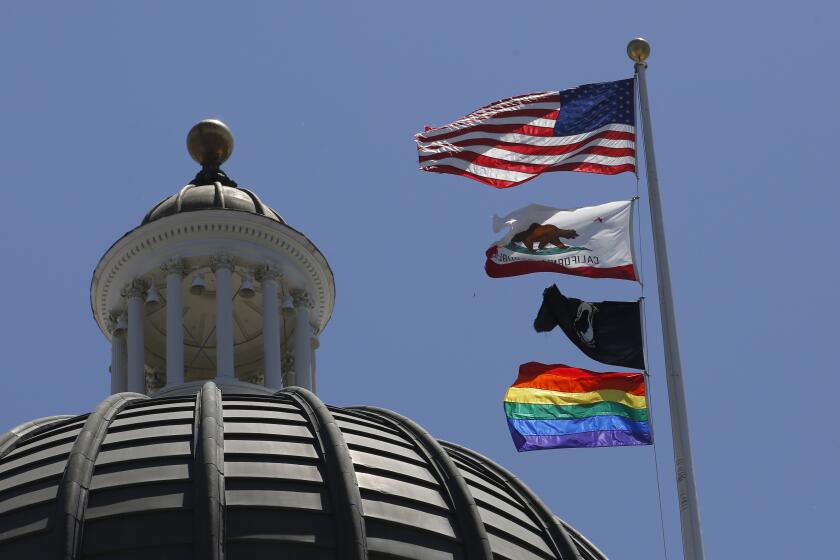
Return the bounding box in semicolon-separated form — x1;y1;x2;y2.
54;392;148;560
281;387;368;560
349;406;494;559
142;195;170;223
555;518;609;560
213;181;226;209
194;382;226;560
0;416;74;461
175;184;194;213
440;441;583;560
237;187;265;215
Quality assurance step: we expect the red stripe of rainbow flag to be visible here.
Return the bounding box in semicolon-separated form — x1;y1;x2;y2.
504;362;652;451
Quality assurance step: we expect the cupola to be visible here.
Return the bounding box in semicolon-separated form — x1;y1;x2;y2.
90;120;335;396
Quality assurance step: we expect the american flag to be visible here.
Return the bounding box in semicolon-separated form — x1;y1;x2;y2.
415;78;636;189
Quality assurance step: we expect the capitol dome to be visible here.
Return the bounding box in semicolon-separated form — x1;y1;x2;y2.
0;383;604;559
0;120;607;560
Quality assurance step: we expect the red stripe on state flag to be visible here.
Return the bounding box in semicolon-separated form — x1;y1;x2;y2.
484;246;638;277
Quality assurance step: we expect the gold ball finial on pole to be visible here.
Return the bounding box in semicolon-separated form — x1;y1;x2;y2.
187;119;234;167
627;38;651;63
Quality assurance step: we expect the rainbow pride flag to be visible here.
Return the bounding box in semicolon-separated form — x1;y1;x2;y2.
504;362;652;451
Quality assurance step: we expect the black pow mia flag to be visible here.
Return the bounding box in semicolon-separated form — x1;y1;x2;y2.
534;284;645;370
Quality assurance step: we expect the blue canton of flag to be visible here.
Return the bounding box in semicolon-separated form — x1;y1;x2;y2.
416;78;636;188
553;79;634;136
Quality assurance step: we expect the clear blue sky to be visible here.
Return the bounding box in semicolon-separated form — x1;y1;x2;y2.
1;2;837;558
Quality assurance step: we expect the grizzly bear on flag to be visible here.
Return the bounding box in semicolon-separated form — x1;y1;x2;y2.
511;223;579;251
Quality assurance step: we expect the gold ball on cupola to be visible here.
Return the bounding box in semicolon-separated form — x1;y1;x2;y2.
186;119;234;166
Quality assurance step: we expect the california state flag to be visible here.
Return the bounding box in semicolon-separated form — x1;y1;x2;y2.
485;200;637;280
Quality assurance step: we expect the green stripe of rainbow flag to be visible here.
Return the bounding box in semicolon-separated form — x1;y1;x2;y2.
504;362;652;451
504;401;649;422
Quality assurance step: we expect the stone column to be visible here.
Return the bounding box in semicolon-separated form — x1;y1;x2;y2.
292;289;313;390
281;294;295;387
109;313;128;394
256;266;283;390
162;259;186;386
211;255;236;380
123;279;147;394
310;329;320;395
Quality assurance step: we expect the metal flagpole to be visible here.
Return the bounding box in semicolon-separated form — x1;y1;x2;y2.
627;38;705;560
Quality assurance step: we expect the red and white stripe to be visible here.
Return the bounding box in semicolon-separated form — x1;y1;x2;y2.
416;91;635;188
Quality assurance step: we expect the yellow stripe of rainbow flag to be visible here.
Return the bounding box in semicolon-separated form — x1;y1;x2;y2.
504;386;646;409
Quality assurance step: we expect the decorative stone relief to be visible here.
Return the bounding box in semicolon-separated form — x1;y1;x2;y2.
254;264;282;282
121;278;149;299
281;352;295;374
209;254;236;272
291;289;313;309
106;312;127;336
160;258;186;276
145;367;166;394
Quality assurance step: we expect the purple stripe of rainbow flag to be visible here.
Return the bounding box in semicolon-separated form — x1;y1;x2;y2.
504;362;651;452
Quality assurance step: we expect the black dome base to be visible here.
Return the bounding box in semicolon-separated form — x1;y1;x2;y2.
0;383;604;560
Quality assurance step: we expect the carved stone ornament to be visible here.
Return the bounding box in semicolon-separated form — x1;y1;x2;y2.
160;258;187;276
106;313;118;334
281;352;295;374
209;254;236;272
254;264;282;282
291;289;313;309
106;312;127;336
121;278;149;299
144;367;166;394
